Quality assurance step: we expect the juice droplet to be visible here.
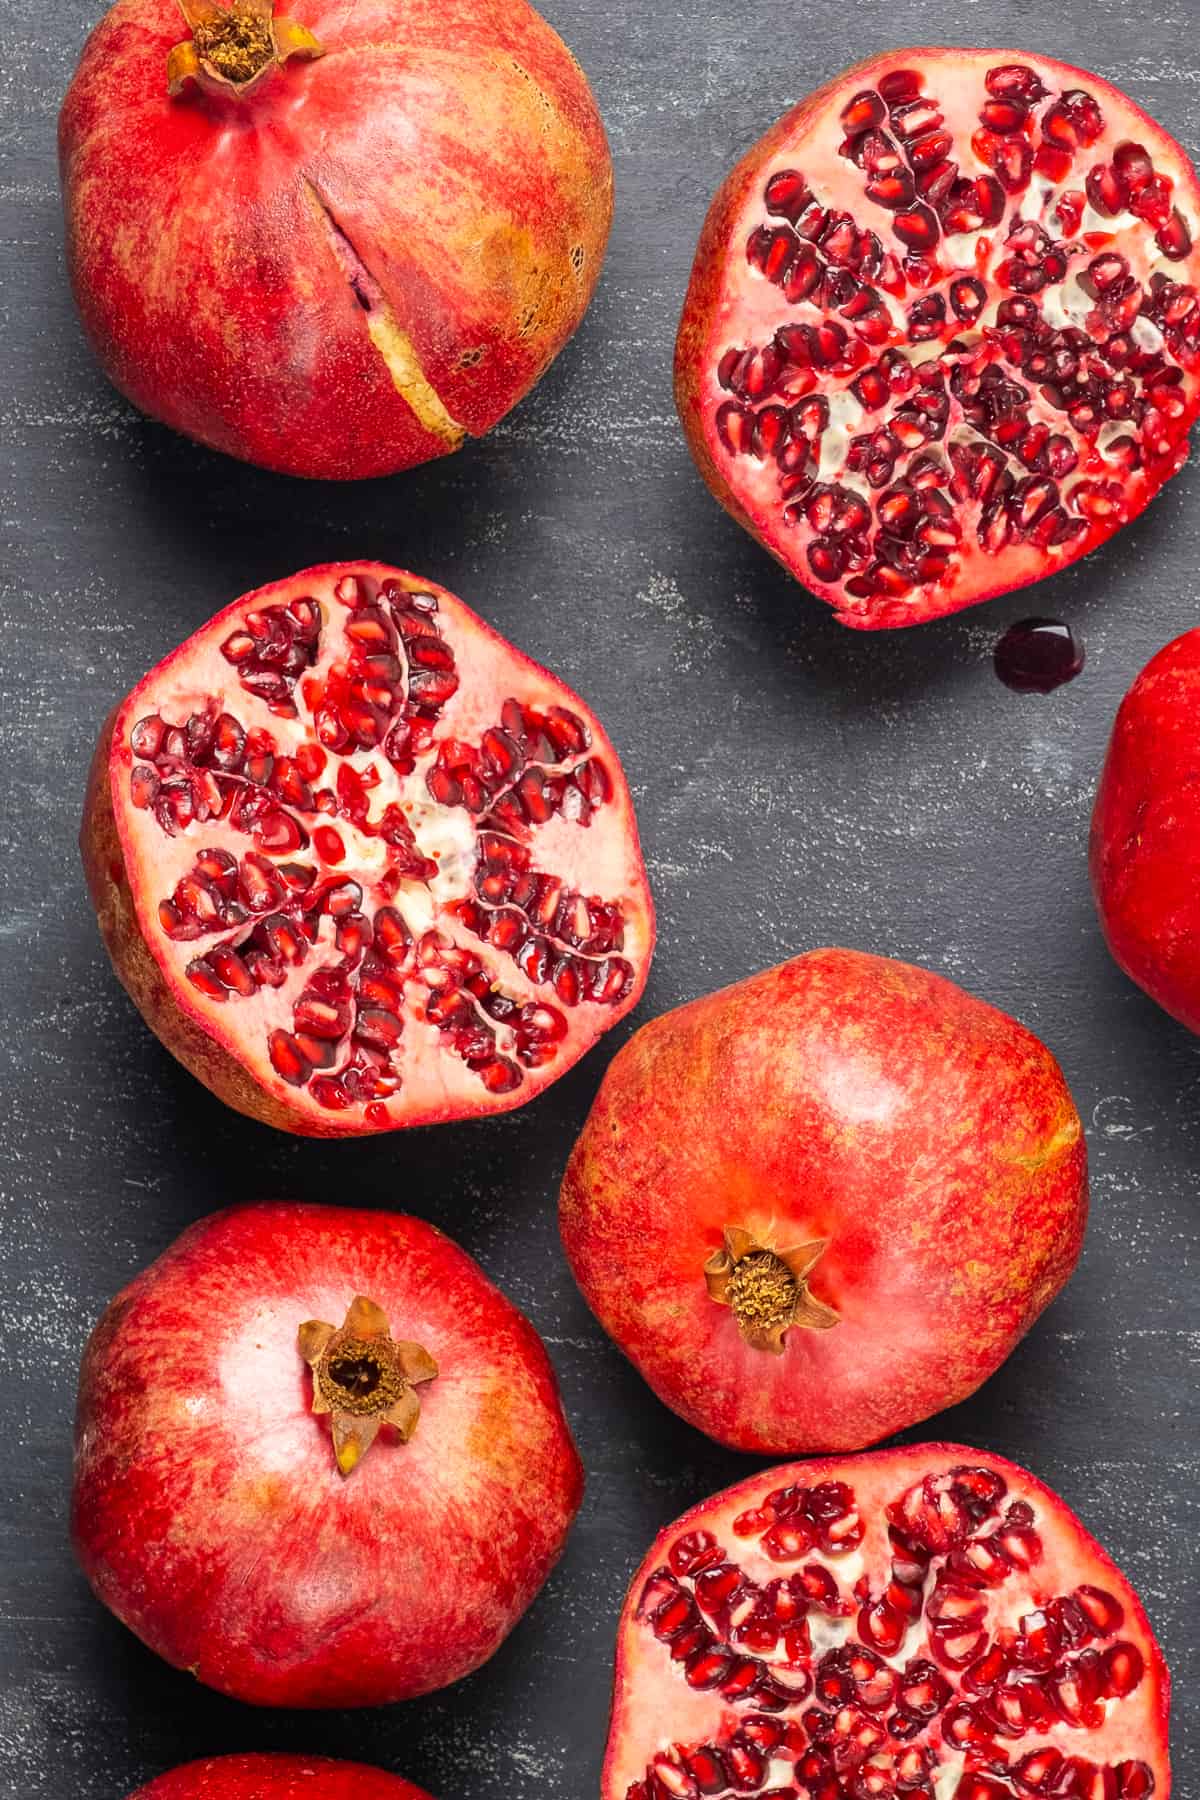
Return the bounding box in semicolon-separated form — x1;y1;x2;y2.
993;618;1085;693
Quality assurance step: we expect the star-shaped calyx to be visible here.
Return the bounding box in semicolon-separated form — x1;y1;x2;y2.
298;1296;438;1478
704;1226;840;1353
167;0;322;99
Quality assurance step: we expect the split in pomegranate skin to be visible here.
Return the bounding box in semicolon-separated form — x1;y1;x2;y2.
560;949;1088;1455
72;1203;585;1708
127;1754;433;1799
1091;628;1200;1034
676;49;1200;628
58;0;612;478
603;1445;1171;1800
81;561;655;1136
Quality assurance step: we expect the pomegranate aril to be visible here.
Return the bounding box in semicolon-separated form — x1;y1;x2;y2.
1101;1641;1144;1696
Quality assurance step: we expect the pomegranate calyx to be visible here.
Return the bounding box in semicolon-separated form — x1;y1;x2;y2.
167;0;322;98
704;1226;839;1352
298;1295;437;1477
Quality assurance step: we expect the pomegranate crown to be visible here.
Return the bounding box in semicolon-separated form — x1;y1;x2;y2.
298;1295;438;1477
167;0;322;97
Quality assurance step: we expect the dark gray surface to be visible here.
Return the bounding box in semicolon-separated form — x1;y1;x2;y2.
1;3;1197;1796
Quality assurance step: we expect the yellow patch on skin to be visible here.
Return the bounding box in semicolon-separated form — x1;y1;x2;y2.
361;307;466;445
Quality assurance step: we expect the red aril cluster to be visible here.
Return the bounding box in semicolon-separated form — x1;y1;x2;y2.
603;1449;1170;1800
82;562;654;1134
677;50;1200;627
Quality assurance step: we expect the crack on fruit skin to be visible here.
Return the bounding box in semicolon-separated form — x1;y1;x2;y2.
707;56;1200;624
299;1294;437;1477
705;1227;839;1352
625;1466;1157;1800
303;182;467;449
126;570;634;1118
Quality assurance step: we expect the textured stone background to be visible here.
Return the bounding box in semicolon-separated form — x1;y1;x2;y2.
1;2;1197;1795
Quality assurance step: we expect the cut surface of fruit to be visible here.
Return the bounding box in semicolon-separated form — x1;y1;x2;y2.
59;0;612;478
676;49;1200;628
129;1754;433;1799
82;562;654;1136
74;1204;584;1708
604;1446;1171;1800
561;950;1087;1454
1091;627;1200;1033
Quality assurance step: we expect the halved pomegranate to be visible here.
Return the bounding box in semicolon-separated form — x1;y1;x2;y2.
676;50;1200;628
128;1756;432;1799
81;562;654;1134
604;1446;1171;1800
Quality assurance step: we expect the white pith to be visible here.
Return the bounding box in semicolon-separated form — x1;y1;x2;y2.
110;566;653;1126
605;1452;1168;1800
703;49;1200;622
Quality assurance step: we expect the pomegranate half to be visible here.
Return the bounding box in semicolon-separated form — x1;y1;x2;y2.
561;950;1088;1454
676;49;1200;628
128;1755;432;1800
604;1446;1170;1800
81;561;654;1135
73;1203;584;1707
1091;629;1200;1035
58;0;612;478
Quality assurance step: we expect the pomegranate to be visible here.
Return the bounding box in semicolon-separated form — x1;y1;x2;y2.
676;50;1200;628
58;0;612;478
560;950;1087;1454
128;1755;431;1800
81;561;654;1135
73;1202;584;1707
1091;628;1200;1033
603;1446;1171;1800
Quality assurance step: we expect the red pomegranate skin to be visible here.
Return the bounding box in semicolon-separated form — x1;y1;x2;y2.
129;1755;432;1800
561;950;1088;1454
72;1203;584;1707
1091;629;1200;1034
58;0;612;478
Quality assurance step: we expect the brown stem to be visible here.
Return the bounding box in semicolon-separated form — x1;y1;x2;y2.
167;0;322;98
704;1226;839;1353
298;1295;437;1477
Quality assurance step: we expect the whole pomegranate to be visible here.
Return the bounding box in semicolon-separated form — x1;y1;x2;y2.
58;0;612;478
676;49;1200;628
604;1446;1171;1800
128;1756;431;1799
560;950;1087;1454
73;1203;584;1707
1091;629;1200;1034
81;561;654;1135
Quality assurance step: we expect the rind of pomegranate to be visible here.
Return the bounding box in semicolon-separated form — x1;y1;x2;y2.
1091;627;1200;1033
560;949;1088;1454
58;0;612;478
676;48;1200;628
128;1755;433;1800
603;1445;1171;1800
81;561;654;1136
72;1204;585;1708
